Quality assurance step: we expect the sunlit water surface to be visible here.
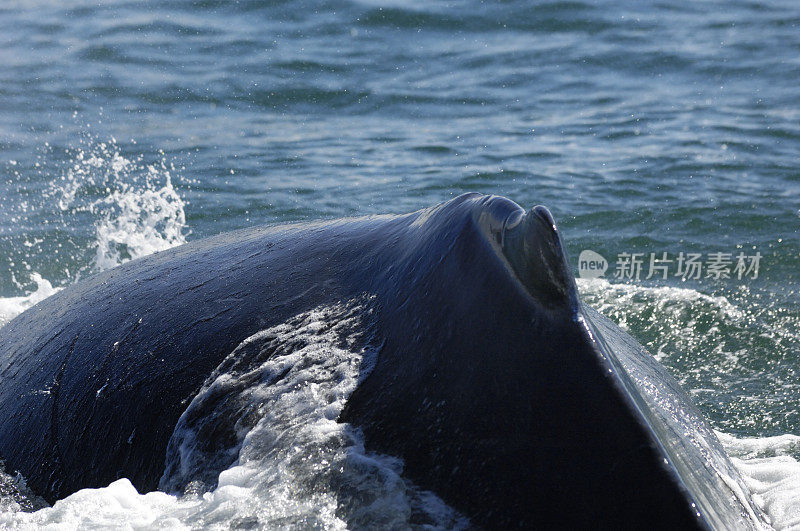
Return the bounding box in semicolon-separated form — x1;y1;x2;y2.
1;0;799;528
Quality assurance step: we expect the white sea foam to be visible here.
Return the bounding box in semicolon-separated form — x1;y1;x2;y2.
0;479;185;530
720;432;800;530
577;277;745;330
0;274;60;328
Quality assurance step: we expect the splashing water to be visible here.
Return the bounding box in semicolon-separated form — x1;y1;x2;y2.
46;139;187;272
91;174;186;271
0;136;187;322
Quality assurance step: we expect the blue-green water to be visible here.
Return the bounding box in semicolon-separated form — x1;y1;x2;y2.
1;0;799;527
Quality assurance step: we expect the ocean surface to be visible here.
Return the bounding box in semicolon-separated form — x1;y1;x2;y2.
1;0;799;528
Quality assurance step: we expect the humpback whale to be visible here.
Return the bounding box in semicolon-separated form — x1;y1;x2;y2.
0;193;765;528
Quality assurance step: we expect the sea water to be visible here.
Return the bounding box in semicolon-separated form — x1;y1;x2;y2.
1;0;799;528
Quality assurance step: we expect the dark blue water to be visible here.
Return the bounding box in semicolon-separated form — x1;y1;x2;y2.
1;0;799;527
